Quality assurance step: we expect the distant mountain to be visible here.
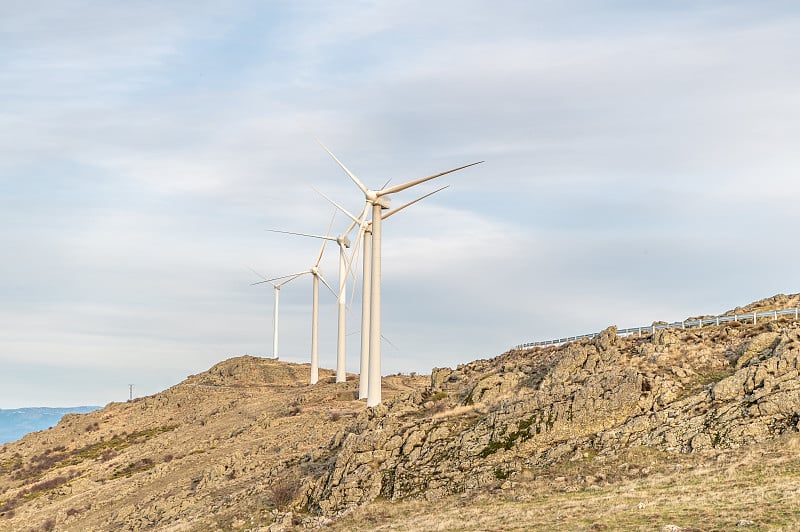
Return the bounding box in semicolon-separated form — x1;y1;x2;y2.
0;406;101;444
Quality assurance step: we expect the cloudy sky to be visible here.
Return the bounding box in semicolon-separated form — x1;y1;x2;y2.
1;1;798;407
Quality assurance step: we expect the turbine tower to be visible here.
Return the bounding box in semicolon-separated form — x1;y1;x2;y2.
254;222;335;384
316;186;450;400
250;268;304;359
268;215;360;383
319;142;482;406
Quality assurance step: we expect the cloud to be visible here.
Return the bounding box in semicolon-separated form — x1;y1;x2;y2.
1;1;799;405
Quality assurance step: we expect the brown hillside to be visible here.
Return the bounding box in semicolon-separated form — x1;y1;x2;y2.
0;358;424;531
3;294;800;531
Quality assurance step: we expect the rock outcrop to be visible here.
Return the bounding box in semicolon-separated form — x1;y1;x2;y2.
3;294;800;530
309;313;800;516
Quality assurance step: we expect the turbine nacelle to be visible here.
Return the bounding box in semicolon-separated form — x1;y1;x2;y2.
317;139;483;405
373;196;391;209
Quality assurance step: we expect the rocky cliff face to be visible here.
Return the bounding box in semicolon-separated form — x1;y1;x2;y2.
309;305;800;517
2;295;800;531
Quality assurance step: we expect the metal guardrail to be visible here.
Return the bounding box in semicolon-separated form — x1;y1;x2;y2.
513;307;800;350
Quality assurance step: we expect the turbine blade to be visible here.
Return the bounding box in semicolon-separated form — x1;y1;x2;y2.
315;240;327;268
315;211;337;267
276;272;305;287
349;243;360;283
318;273;338;298
347;229;363;305
377;161;483;196
252;270;310;285
325;209;337;235
342;217;358;237
357;204;370;223
312;187;361;224
317;140;369;194
342;220;367;282
383;185;449;220
246;266;269;280
268;229;336;241
348;259;359;307
381;334;399;350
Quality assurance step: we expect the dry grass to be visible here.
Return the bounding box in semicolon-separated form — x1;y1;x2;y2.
331;434;800;531
0;358;422;531
431;403;486;420
268;476;303;511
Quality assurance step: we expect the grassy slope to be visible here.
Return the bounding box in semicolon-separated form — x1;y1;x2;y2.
333;433;800;531
0;359;426;531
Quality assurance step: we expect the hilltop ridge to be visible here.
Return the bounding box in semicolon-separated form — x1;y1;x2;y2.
2;294;800;530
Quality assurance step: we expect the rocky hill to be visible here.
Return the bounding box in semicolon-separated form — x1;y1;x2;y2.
2;294;800;531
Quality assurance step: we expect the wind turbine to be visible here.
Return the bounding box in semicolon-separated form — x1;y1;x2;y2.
268;214;361;383
316;186;450;400
249;267;304;360
319;142;483;406
254;217;336;385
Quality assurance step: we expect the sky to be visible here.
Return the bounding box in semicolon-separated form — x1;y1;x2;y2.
1;1;799;407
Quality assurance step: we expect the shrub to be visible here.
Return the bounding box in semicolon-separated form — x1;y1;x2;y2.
101;449;118;462
111;458;156;479
268;477;302;510
429;401;448;415
430;391;448;401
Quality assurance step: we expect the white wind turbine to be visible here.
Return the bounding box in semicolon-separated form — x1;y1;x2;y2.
249;268;304;360
254;218;336;385
268;215;361;383
319;142;483;406
316;186;450;400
